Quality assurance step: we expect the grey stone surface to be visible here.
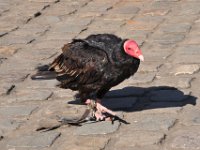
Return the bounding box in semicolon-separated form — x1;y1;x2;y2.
127;113;177;131
14;89;53;102
158;23;191;33
152;33;185;45
167;127;200;150
154;77;193;89
75;119;120;135
115;131;165;147
7;132;61;148
0;119;20;132
173;64;200;76
126;72;156;85
110;2;140;14
0;105;38;117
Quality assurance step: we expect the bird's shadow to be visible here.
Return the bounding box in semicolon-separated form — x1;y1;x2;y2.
68;86;196;112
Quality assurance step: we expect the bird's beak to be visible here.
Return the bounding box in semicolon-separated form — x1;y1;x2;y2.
138;55;144;61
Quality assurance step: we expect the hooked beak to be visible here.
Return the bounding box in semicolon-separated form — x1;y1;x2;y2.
138;55;144;61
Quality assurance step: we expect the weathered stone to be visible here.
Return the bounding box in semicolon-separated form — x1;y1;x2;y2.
173;64;200;75
155;0;180;1
172;3;200;15
141;9;170;16
14;89;53;102
0;35;34;45
111;145;160;150
7;132;61;148
31;40;66;49
51;24;85;34
0;105;38;117
138;63;161;73
126;20;159;31
149;89;190;102
172;54;200;64
115;131;165;147
183;34;200;45
74;136;110;149
175;45;200;57
0;31;7;37
126;72;156;85
126;113;176;131
154;77;193;89
102;13;134;21
158;23;191;33
79;1;113;13
180;108;200;126
89;20;123;30
0;119;20;132
168;127;200;150
0;83;14;96
0;46;18;56
111;4;140;14
0;129;3;140
165;15;197;24
75;118;120;135
152;33;185;44
143;51;171;62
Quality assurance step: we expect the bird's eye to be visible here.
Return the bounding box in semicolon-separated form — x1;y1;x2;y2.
128;48;131;50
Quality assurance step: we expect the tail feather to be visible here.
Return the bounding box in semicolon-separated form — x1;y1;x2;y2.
36;65;50;71
31;71;57;80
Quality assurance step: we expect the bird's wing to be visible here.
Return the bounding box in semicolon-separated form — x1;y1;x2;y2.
49;40;109;86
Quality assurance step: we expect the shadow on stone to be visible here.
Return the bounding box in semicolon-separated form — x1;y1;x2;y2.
68;86;196;112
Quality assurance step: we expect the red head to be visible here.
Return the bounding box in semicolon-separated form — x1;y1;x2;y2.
123;40;144;61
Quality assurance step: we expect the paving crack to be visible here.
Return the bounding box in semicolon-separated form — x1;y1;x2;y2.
34;11;42;17
42;4;50;10
6;85;15;95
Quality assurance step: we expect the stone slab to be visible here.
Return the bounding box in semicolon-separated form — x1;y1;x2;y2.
75;118;120;135
173;64;200;75
0;105;38;117
127;113;177;131
15;89;53;102
152;33;185;45
7;132;61;148
167;127;200;150
0;119;20;132
115;131;165;147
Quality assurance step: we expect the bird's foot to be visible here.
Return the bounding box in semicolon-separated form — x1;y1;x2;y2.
85;99;116;121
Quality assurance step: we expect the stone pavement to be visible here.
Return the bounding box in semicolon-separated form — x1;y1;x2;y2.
0;0;200;149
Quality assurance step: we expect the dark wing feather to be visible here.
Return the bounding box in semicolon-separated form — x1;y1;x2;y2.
49;40;109;90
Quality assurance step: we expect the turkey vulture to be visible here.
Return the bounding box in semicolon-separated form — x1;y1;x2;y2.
32;34;144;121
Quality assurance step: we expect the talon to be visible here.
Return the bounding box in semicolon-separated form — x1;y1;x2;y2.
86;99;116;121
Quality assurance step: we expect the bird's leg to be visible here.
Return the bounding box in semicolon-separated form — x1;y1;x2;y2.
85;99;116;121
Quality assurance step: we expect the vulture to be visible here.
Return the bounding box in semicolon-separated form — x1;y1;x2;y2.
32;34;144;121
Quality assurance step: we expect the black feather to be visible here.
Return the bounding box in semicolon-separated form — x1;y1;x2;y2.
31;71;56;80
31;34;140;102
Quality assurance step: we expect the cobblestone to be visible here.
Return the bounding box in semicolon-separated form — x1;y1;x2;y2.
114;131;165;147
0;105;38;117
125;113;177;131
75;120;120;135
0;0;200;149
7;132;61;149
166;127;200;150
